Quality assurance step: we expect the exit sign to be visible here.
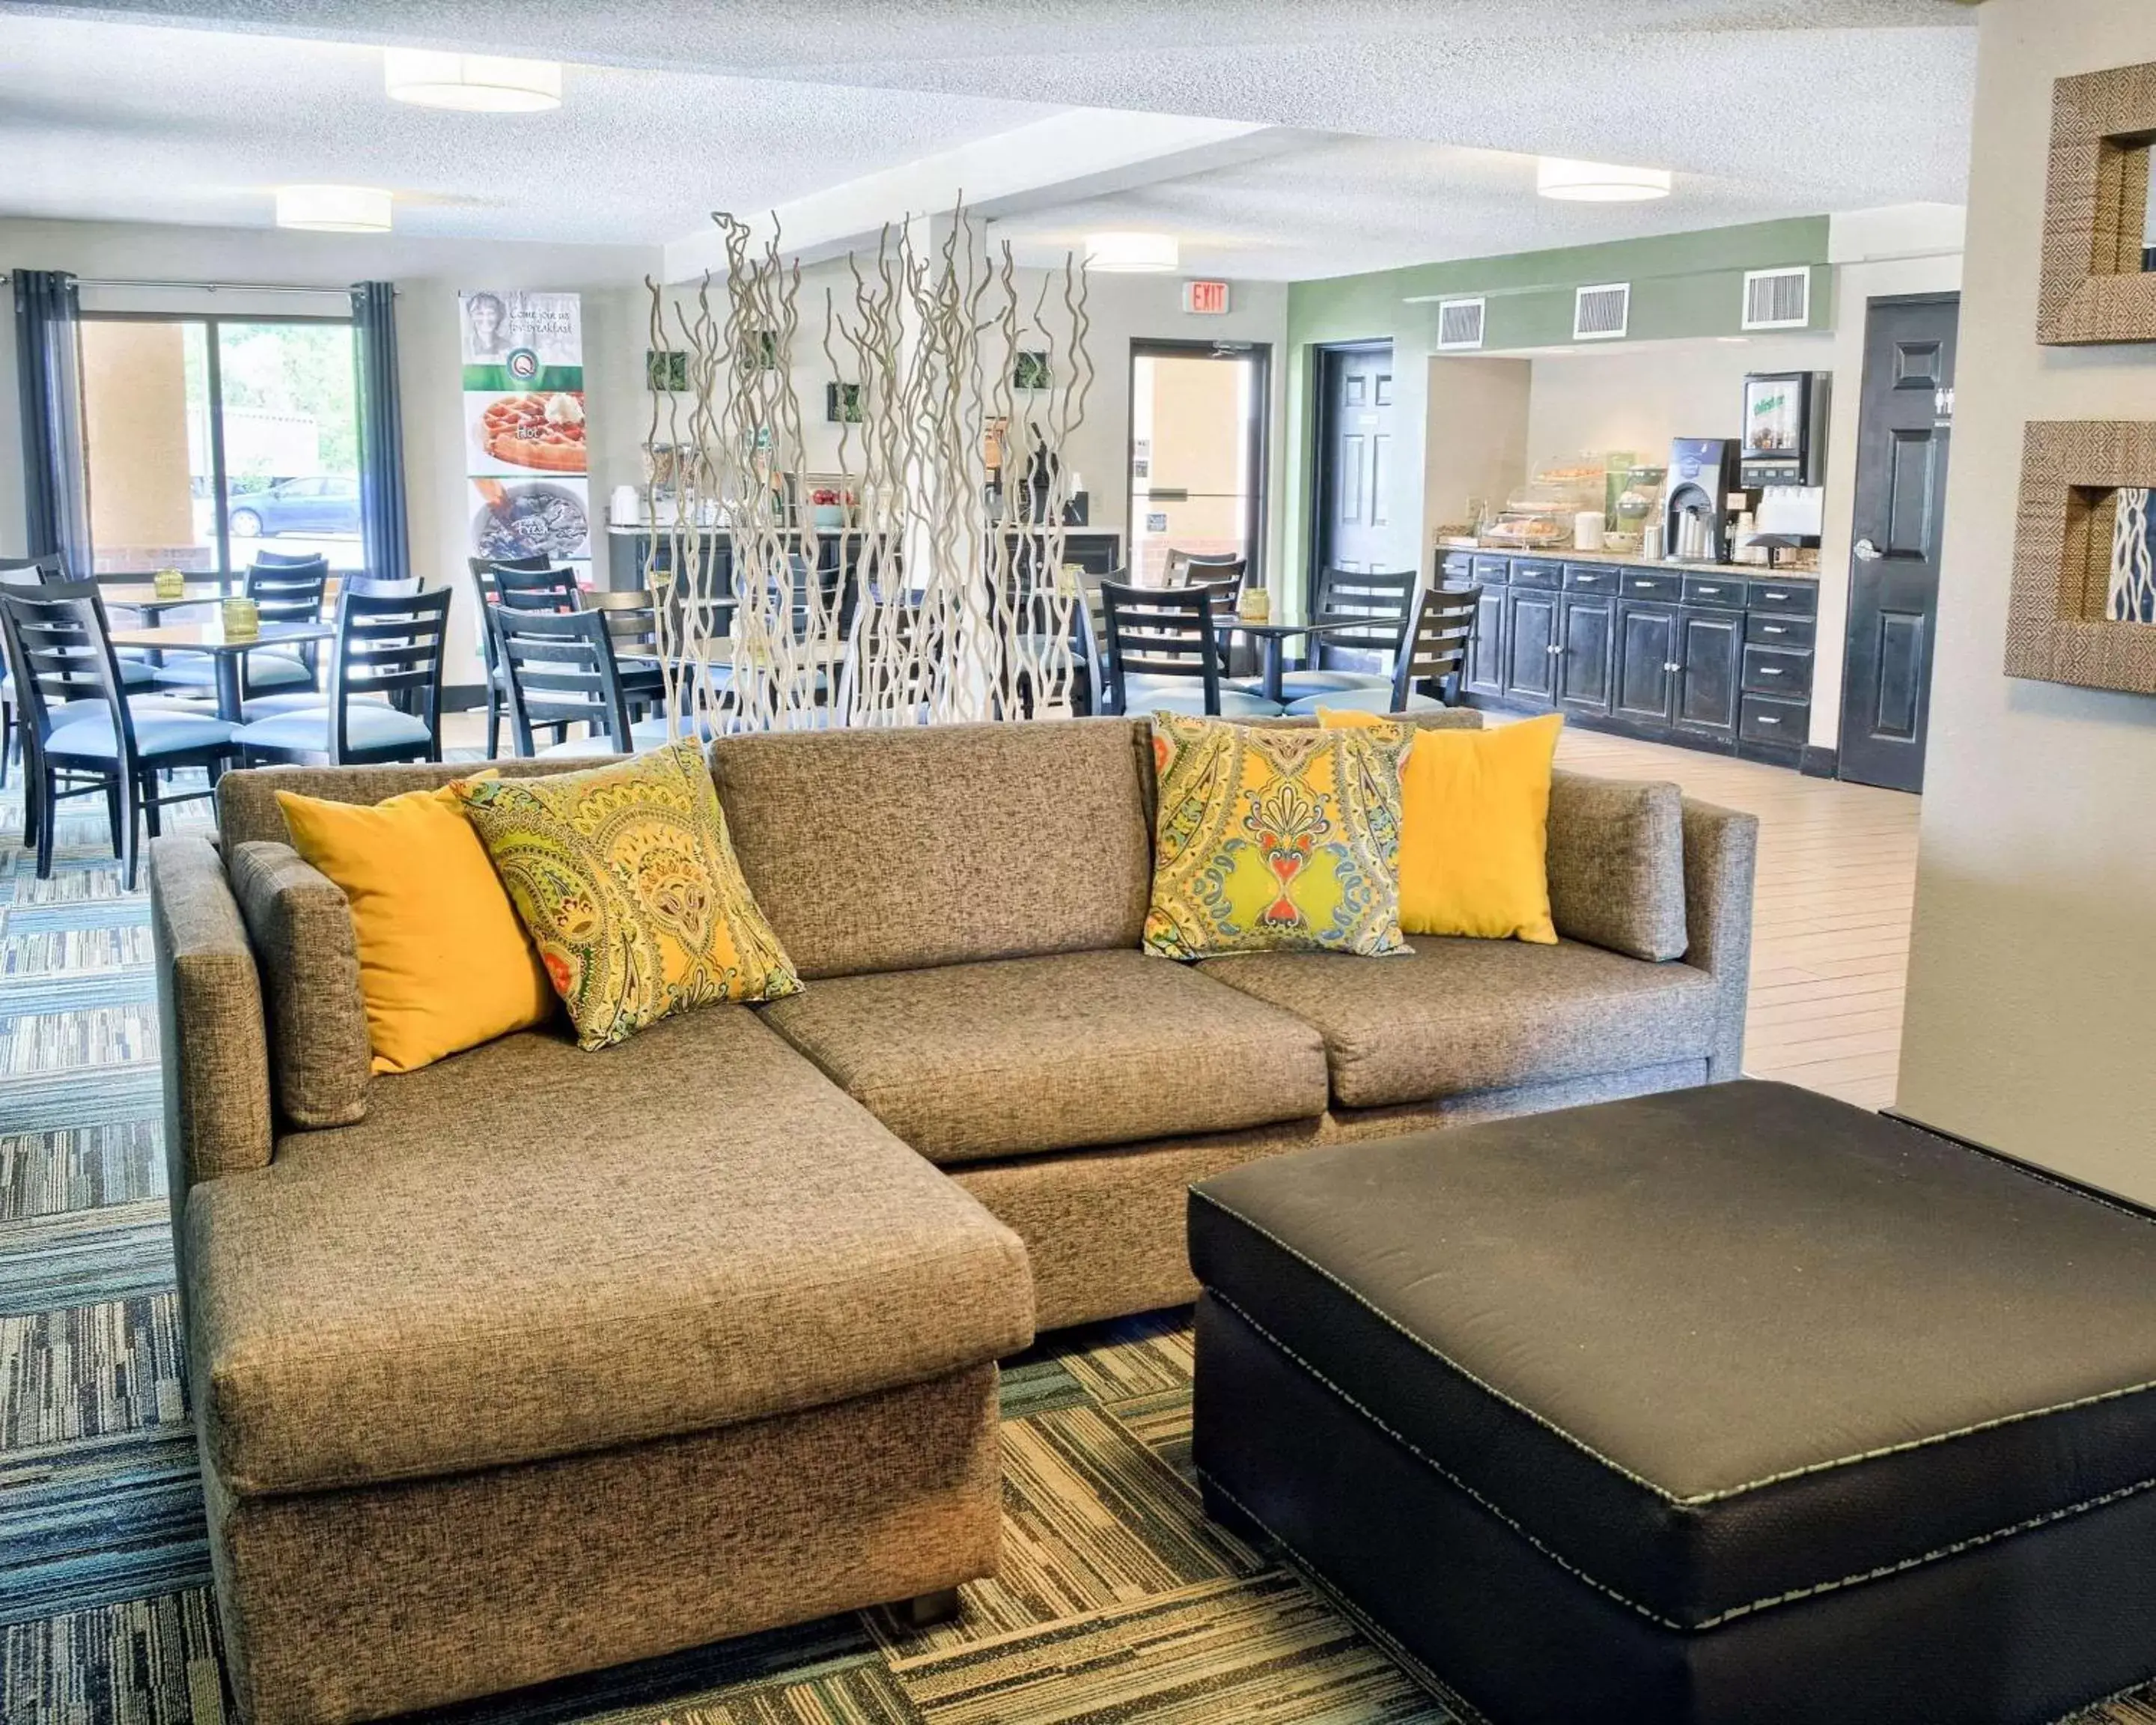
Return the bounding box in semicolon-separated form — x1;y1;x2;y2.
1184;279;1231;316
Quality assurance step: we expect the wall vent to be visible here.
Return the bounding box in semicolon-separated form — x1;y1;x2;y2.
1743;267;1812;331
1574;282;1630;341
1435;296;1486;351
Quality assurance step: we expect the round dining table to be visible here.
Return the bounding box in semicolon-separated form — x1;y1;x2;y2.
1216;618;1364;706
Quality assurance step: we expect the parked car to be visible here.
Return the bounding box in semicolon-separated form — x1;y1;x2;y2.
227;475;361;538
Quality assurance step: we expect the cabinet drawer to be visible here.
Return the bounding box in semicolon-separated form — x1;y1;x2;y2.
1745;613;1815;650
1741;643;1812;697
1747;579;1819;617
1618;569;1684;603
1440;553;1477;584
1739;694;1809;746
1563;562;1619;593
1510;559;1562;589
1682;573;1745;609
1473;556;1513;586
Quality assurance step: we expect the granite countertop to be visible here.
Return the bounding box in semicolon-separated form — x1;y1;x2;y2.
1437;543;1821;581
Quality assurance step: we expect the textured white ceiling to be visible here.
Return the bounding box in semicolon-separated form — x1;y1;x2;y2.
0;13;1054;243
0;1;1978;270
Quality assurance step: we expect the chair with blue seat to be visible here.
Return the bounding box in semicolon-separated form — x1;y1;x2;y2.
0;579;235;887
154;556;328;702
230;587;451;767
488;603;669;760
1285;582;1482;717
1271;566;1422;704
233;576;424;719
1099;579;1285;719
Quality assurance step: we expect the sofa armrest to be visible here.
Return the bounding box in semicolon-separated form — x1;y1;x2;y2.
1678;800;1760;1082
150;836;274;1193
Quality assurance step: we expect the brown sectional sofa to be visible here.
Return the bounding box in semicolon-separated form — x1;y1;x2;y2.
151;712;1758;1724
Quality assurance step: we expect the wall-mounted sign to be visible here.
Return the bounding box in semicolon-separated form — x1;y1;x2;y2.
1147;511;1169;533
1184;279;1231;316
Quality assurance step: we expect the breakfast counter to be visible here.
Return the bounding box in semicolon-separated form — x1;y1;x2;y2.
1435;544;1820;767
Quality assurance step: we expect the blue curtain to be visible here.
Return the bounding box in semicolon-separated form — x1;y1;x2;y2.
11;270;90;571
350;281;410;583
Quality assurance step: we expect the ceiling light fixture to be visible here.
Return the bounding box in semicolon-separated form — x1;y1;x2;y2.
1084;232;1179;273
275;184;393;233
384;48;562;112
1536;158;1673;203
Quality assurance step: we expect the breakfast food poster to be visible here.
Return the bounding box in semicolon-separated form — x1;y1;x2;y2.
460;290;591;565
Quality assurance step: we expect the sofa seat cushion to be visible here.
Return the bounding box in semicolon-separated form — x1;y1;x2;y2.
184;1005;1033;1497
759;949;1330;1166
1201;939;1718;1110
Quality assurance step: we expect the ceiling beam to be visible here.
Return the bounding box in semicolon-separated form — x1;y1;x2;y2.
660;109;1292;282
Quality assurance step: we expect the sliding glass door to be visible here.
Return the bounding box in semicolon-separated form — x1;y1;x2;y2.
78;314;361;576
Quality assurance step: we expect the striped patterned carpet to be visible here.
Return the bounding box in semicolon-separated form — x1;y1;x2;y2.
2;774;2152;1725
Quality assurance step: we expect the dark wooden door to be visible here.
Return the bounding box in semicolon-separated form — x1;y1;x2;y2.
1614;603;1678;725
1557;593;1615;714
1839;293;1958;794
1314;343;1395;582
1467;587;1507;697
1505;588;1559;703
1675;609;1743;737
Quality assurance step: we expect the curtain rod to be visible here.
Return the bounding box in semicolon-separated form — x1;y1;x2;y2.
0;273;383;296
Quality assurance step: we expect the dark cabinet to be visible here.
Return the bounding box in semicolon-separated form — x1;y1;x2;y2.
1467;585;1508;698
1455;554;1816;765
1556;593;1614;714
1504;586;1560;704
1675;609;1744;738
1614;602;1678;726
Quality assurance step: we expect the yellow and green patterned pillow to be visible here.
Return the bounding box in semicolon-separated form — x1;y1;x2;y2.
1144;712;1412;961
451;741;800;1049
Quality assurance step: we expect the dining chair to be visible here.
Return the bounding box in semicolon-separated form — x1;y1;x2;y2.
585;588;670;718
153;556;328;701
1166;551;1247;592
1098;580;1283;719
488;604;669;759
1273;567;1422;702
467;554;555;757
0;579;235;886
231;576;426;719
230;587;451;767
1285;583;1481;716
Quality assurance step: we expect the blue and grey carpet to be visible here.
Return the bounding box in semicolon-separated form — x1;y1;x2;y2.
0;776;1467;1724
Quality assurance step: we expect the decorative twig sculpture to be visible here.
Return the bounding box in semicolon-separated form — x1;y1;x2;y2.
641;204;1091;734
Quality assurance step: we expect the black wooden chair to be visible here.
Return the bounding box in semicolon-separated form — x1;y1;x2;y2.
0;579;235;886
489;604;669;759
468;554;555;756
1099;580;1284;719
1285;583;1481;715
1166;550;1246;593
1273;566;1421;704
230;588;451;766
154;556;329;702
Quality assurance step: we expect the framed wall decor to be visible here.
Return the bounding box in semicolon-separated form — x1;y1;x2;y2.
2006;421;2156;694
2038;61;2156;344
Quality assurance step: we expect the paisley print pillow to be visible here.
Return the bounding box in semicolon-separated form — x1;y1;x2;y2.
452;741;800;1049
1143;713;1412;961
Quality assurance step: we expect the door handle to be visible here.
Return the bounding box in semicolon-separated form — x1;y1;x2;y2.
1854;538;1885;562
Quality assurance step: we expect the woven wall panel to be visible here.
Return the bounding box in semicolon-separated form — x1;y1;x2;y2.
2007;420;2156;694
2038;62;2156;345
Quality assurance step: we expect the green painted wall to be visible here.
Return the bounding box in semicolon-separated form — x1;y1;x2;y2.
1276;216;1833;600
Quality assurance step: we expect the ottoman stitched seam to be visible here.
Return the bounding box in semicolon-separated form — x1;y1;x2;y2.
1191;1188;2156;1504
1204;1284;2156;1633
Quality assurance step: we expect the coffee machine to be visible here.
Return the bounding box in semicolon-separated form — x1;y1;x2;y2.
1663;436;1743;564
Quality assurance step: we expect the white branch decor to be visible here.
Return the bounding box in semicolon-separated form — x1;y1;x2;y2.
641;205;1091;734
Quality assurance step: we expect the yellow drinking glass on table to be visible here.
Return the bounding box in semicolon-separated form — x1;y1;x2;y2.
222;597;260;641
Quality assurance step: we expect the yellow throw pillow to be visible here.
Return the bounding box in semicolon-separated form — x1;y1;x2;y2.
1145;711;1410;960
1321;711;1563;943
451;740;801;1050
276;777;557;1074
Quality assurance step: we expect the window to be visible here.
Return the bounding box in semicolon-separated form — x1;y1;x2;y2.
78;314;362;575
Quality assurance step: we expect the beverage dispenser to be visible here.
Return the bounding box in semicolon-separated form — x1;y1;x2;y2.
1663;437;1743;564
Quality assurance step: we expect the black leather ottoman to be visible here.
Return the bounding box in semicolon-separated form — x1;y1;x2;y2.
1189;1081;2156;1725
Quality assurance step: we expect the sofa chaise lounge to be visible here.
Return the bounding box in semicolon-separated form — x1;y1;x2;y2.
151;712;1758;1723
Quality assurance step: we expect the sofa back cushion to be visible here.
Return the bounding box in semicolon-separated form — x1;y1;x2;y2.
228;841;373;1128
1545;770;1689;962
707;719;1152;979
219;758;602;851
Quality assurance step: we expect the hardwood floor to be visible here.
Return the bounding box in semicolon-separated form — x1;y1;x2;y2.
1552;728;1921;1112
